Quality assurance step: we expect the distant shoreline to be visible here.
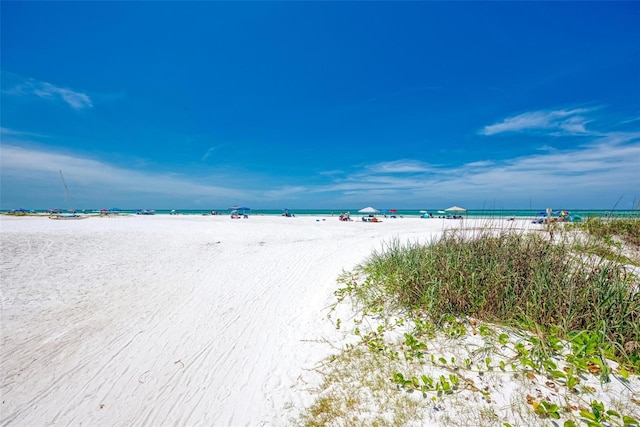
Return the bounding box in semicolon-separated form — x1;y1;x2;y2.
2;208;638;219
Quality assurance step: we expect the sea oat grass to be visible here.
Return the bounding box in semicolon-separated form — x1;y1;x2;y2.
356;227;639;365
568;217;640;265
298;222;640;426
570;217;640;247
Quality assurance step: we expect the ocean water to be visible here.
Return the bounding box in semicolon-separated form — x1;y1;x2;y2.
20;208;636;219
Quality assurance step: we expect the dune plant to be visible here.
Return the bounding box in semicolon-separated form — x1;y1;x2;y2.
298;222;640;426
570;217;640;247
352;229;639;367
568;217;640;266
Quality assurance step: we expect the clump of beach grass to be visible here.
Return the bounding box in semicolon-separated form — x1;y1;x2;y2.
357;228;639;361
297;220;640;426
568;217;640;266
572;216;640;247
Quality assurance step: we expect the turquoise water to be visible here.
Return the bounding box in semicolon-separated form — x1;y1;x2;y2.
18;208;635;219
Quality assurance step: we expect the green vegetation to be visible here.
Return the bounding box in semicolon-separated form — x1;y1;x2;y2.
572;217;640;247
298;219;640;426
349;229;639;364
568;217;640;266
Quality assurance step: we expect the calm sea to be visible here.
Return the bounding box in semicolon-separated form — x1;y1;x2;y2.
29;208;638;219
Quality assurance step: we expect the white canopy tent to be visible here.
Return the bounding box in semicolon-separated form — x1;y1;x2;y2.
444;206;467;213
358;206;380;214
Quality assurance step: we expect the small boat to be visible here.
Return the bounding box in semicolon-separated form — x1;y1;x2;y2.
50;213;89;220
49;171;89;220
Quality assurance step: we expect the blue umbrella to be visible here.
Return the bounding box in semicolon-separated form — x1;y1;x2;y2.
230;206;250;215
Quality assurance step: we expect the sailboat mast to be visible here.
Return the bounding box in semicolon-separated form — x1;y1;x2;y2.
59;170;74;212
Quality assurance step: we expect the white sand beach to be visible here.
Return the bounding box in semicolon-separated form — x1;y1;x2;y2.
2;215;636;426
0;214;498;426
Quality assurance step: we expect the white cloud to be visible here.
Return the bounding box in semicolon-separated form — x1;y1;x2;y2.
8;78;93;110
312;131;640;209
0;144;246;208
1;128;638;210
366;160;433;174
0;127;48;138
202;146;217;161
480;108;594;136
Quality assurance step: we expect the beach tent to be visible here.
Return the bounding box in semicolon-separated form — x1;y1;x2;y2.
444;206;467;213
358;206;380;214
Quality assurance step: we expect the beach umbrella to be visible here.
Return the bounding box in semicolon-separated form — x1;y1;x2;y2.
358;206;380;214
444;206;467;213
229;206;250;214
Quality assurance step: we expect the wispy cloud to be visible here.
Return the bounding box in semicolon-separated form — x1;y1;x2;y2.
480;108;595;136
313;130;640;208
1;127;638;210
202;146;220;162
0;127;49;138
0;143;247;208
5;78;93;110
365;160;434;174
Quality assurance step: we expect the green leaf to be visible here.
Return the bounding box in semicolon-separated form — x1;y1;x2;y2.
411;376;420;388
499;333;509;345
622;415;639;425
605;409;620;418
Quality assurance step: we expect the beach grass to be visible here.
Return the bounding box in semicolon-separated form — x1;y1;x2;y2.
298;218;640;426
567;217;640;266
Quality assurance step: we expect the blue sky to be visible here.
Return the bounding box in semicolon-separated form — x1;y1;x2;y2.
1;1;639;210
